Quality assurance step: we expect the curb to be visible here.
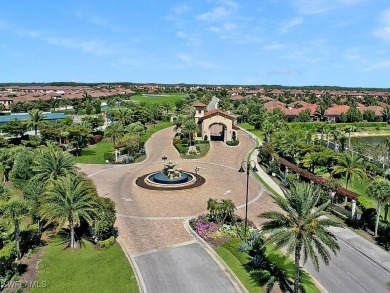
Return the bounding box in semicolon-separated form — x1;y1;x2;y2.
116;236;147;293
183;219;248;293
334;233;390;274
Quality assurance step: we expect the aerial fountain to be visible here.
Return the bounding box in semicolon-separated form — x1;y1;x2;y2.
136;159;205;190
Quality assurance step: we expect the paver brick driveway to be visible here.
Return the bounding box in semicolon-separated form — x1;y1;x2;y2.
79;126;279;292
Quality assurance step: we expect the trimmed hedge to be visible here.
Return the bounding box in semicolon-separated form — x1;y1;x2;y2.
98;236;116;248
288;122;387;132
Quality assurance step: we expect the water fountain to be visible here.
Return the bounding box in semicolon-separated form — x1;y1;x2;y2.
136;159;205;190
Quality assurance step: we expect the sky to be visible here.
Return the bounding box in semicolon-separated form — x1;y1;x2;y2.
1;0;390;87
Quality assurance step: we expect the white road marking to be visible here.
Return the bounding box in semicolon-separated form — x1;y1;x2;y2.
121;197;133;202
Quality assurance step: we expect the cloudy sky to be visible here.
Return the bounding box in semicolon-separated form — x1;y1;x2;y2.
1;0;390;87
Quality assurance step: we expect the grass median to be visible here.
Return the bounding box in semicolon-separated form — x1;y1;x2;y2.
33;238;138;293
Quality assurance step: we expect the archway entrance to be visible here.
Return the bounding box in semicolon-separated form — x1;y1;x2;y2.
209;123;227;142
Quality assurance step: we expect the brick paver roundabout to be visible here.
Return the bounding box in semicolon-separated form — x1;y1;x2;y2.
78;126;280;292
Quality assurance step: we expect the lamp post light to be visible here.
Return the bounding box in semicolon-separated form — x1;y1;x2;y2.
195;167;200;182
162;155;167;163
238;160;258;240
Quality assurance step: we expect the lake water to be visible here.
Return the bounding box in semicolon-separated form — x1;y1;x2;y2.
351;136;390;146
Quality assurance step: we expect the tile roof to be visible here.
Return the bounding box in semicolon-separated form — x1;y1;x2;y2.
198;109;236;121
325;104;350;116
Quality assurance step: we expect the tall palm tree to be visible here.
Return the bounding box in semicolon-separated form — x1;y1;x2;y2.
332;153;366;190
343;126;356;151
40;175;96;249
104;122;126;149
367;178;390;236
28;109;46;135
114;108;131;126
33;147;76;182
0;198;29;259
259;182;341;293
182;116;196;145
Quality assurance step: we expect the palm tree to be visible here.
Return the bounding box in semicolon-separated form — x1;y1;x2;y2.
182;116;196;145
40;175;96;249
382;107;390;123
33;147;76;182
28;109;46;135
259;182;341;293
314;103;328;122
332;153;366;190
343;126;356;151
0;198;29;259
207;198;219;222
220;199;236;224
367;178;390;236
114;108;131;126
126;121;145;135
104;122;126;149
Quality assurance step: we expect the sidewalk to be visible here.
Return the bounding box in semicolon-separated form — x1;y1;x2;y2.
242;128;390;273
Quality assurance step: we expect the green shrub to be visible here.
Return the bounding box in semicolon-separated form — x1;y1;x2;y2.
103;152;115;162
226;140;239;146
94;198;116;241
174;144;187;154
0;242;16;277
98;236;116;248
20;224;41;254
288;122;387;132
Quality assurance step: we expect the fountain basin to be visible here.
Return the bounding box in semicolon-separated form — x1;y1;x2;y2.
148;171;194;184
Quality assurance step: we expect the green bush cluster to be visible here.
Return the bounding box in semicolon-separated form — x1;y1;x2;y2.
226;140;239;146
19;224;41;254
103;152;115;162
0;242;16;284
288;122;387;132
98;236;116;248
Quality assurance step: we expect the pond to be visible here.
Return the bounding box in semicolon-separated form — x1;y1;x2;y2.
351;135;390;146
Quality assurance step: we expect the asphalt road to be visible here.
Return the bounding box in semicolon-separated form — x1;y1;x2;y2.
135;243;239;293
304;239;390;293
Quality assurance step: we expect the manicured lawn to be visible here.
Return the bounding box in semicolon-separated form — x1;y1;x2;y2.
74;142;113;164
141;122;173;142
179;142;210;159
238;123;264;140
33;238;138;293
132;94;184;109
217;246;260;293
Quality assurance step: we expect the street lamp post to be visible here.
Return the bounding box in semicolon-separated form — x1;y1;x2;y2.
162;155;167;163
238;160;258;240
195;167;200;182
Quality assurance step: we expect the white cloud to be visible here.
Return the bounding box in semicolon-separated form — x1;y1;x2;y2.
209;21;237;35
279;17;304;34
176;31;201;46
292;0;364;15
375;9;390;40
45;36;113;56
218;0;239;8
197;6;230;21
268;70;296;75
365;61;390;71
264;42;286;51
177;54;218;69
173;5;190;15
